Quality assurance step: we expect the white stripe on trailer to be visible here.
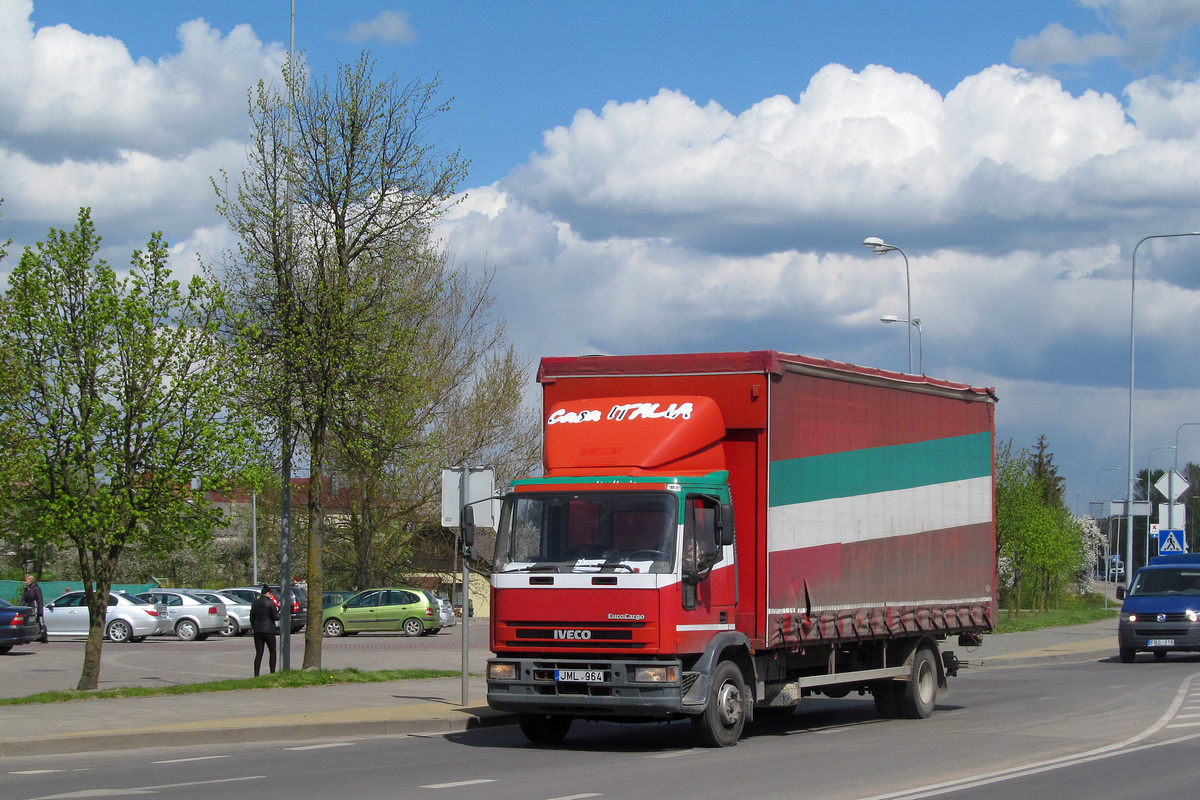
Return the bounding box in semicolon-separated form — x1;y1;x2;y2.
768;475;993;551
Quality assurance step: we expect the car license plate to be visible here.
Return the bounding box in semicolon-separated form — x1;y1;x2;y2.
555;669;605;682
1147;639;1175;647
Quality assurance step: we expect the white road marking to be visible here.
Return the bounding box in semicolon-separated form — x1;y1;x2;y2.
152;755;230;763
32;775;264;800
11;770;67;775
420;779;498;789
648;749;700;759
546;794;603;800
285;742;355;750
854;674;1200;800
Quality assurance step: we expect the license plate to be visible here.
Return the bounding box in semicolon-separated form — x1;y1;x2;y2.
1147;639;1175;647
555;669;605;682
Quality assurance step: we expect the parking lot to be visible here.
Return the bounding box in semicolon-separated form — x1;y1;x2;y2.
0;618;491;699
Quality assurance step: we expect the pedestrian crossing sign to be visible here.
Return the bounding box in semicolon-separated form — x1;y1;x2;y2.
1158;529;1186;554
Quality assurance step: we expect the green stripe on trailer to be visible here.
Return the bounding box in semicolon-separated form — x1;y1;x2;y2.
769;431;992;507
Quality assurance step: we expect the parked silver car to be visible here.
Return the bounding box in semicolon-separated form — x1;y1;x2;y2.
220;585;306;633
185;590;251;637
42;590;159;643
135;590;225;641
419;589;456;630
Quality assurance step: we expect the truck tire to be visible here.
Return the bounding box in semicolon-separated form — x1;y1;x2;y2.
692;661;748;747
897;647;938;719
1119;646;1136;663
518;713;572;744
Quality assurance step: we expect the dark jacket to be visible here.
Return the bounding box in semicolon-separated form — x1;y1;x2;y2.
21;581;44;617
250;593;281;635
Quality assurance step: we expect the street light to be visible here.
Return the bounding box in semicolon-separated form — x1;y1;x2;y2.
881;315;923;374
1125;232;1200;580
864;237;913;373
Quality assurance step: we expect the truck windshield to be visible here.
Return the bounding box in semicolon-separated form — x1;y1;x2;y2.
495;491;677;574
1129;568;1200;596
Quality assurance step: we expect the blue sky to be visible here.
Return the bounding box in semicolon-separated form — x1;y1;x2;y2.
25;1;1149;184
7;0;1200;517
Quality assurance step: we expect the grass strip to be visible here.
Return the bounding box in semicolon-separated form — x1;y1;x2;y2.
990;606;1118;634
0;667;461;706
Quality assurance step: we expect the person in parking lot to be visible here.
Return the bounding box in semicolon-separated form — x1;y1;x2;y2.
249;585;281;676
22;574;46;643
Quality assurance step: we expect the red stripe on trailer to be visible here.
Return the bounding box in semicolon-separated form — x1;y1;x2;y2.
768;370;995;461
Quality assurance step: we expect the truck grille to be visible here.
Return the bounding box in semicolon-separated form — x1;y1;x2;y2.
501;620;647;650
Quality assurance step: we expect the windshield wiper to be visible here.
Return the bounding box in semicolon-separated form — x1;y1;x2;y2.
505;563;560;573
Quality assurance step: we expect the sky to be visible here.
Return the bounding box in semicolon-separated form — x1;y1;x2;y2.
4;0;1200;517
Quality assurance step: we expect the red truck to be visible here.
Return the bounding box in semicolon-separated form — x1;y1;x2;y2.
486;351;997;746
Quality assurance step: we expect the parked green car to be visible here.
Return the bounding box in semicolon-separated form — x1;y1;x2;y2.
322;588;443;637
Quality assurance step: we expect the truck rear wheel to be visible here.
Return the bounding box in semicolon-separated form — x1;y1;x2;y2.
897;647;938;719
692;661;748;747
518;713;572;744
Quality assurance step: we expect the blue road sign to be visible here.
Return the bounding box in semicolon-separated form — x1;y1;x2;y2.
1158;529;1186;554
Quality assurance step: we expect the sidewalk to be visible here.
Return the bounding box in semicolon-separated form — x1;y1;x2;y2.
0;619;1119;757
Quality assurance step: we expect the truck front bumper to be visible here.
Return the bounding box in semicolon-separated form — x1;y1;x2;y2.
487;657;699;718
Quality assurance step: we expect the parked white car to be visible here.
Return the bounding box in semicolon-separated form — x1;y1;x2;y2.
136;590;226;641
42;591;160;643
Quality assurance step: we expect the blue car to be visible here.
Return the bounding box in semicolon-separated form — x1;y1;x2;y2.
1117;554;1200;662
0;598;40;654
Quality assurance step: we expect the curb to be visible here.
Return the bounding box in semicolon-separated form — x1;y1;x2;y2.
0;707;519;758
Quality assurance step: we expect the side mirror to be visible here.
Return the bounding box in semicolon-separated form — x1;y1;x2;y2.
716;502;735;547
1116;585;1126;600
462;505;476;556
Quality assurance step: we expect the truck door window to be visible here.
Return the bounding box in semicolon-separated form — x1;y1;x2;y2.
683;495;720;579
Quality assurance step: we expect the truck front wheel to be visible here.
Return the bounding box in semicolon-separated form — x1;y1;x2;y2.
692;661;748;747
518;713;572;744
898;647;938;719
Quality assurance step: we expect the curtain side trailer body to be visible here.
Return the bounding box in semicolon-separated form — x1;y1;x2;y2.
487;350;997;746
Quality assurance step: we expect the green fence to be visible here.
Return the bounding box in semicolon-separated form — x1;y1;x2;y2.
1;579;162;605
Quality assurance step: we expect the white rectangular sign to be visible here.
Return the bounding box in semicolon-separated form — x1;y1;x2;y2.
440;467;496;528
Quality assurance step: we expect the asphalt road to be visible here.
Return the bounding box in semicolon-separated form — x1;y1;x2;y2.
0;618;491;698
3;654;1198;800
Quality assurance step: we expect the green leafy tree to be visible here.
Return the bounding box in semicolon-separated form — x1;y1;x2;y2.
0;208;258;690
996;438;1088;614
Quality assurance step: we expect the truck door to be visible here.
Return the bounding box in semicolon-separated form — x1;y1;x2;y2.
676;494;737;649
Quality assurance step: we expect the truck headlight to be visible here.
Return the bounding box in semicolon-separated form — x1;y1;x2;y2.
633;665;678;683
1188;610;1199;623
1125;614;1138;623
488;662;518;681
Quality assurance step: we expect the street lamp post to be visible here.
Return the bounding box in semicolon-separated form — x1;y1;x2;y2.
864;237;912;373
880;315;923;374
1126;232;1200;579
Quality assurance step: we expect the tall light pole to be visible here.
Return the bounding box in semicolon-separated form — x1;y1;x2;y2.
864;237;912;373
1126;232;1200;579
881;315;922;374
